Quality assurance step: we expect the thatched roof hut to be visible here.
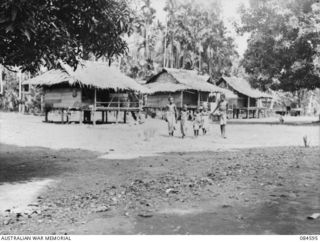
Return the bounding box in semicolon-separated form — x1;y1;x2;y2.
24;61;148;93
145;68;236;109
146;68;235;97
23;61;148;124
216;76;272;118
217;76;271;99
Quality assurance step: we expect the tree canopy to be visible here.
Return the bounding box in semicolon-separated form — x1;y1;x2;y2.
163;1;237;79
121;0;238;80
238;0;320;92
0;0;132;73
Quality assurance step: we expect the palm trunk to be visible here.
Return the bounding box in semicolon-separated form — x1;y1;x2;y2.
199;52;201;72
145;21;148;60
163;17;168;68
171;40;174;68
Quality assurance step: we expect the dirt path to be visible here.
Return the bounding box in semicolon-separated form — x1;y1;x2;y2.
0;144;319;234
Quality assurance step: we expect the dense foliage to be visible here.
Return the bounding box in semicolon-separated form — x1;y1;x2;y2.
163;1;237;79
0;0;132;73
0;70;19;111
0;69;42;113
123;0;238;80
238;0;320;92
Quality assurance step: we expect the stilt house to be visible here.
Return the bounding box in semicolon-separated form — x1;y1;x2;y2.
23;61;148;124
216;76;272;118
145;68;236;110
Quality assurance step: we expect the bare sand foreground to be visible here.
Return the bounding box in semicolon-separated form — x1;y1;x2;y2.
0;112;319;235
0;112;319;158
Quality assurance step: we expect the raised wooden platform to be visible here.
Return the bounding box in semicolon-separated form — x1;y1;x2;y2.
44;106;143;124
232;107;268;119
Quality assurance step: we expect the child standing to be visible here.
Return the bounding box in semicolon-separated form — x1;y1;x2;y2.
193;109;202;137
212;94;228;138
180;104;189;138
201;107;210;135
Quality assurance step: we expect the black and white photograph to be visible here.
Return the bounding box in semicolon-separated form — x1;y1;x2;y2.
0;0;320;239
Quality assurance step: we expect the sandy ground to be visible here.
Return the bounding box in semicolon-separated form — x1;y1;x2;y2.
0;144;319;234
0;180;55;214
228;115;319;124
0;112;319;234
0;112;319;159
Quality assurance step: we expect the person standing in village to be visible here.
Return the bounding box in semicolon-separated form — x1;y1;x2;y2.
165;96;178;136
212;94;228;138
180;104;189;138
192;108;202;137
201;106;210;135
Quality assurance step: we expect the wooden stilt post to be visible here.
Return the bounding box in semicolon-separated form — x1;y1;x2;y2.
145;107;148;119
247;96;250;119
18;70;22;113
181;91;184;108
40;95;44;113
66;109;70;124
106;111;108;123
61;109;64;123
116;98;120;124
124;111;127;123
197;91;200;108
45;110;48;122
79;110;83;124
93;88;97;125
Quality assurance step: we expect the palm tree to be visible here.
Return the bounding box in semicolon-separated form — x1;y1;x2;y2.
164;0;178;68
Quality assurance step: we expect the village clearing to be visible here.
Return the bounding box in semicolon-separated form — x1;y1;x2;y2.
0;112;319;234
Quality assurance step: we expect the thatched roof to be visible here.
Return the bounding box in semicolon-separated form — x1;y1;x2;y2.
146;68;237;98
23;61;149;93
219;76;272;99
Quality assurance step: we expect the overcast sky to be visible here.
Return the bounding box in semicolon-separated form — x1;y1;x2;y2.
150;0;250;56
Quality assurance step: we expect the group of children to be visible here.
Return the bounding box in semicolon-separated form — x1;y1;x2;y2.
165;94;228;139
181;105;209;138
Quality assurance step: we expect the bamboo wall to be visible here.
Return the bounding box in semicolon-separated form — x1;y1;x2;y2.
44;86;136;110
146;91;208;109
146;92;182;108
44;87;81;108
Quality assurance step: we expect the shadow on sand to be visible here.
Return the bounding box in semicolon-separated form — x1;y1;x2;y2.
0;143;98;184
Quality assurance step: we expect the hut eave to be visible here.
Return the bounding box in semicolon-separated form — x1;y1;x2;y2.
23;61;148;93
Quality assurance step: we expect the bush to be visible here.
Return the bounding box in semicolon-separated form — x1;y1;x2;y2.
0;69;43;114
0;69;19;111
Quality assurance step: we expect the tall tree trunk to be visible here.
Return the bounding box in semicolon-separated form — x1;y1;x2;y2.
199;52;201;72
176;52;179;68
182;51;185;69
163;20;168;68
209;60;212;83
145;21;148;60
171;41;174;68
